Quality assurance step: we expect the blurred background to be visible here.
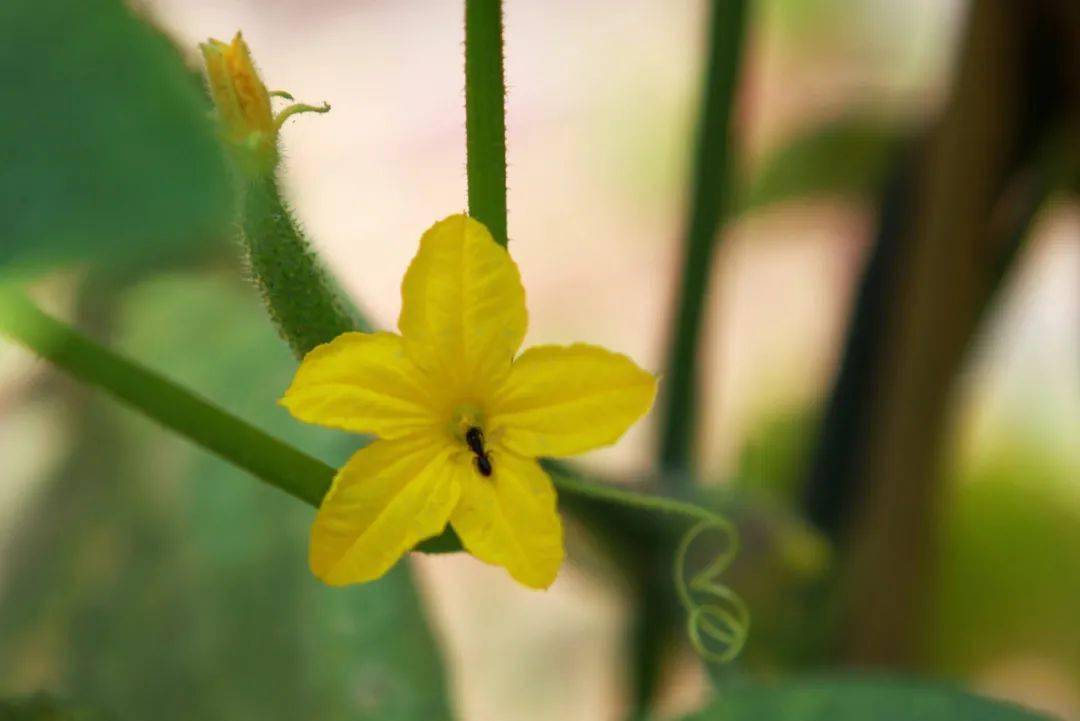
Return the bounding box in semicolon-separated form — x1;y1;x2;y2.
0;0;1077;719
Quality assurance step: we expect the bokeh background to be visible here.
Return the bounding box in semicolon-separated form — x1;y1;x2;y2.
1;0;1077;719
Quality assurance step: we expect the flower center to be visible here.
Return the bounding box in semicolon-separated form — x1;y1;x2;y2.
450;404;493;478
449;403;485;439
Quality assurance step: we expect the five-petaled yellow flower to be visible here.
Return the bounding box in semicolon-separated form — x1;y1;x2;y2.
282;215;657;589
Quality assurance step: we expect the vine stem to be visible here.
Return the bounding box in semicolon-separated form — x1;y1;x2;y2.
464;0;509;247
657;0;749;484
549;466;715;525
0;288;334;507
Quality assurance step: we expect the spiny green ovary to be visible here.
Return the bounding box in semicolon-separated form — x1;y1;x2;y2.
241;175;358;357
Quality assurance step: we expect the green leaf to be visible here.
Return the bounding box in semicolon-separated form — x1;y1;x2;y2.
0;693;106;721
930;448;1080;676
739;117;904;213
0;0;232;273
681;677;1050;721
0;273;452;720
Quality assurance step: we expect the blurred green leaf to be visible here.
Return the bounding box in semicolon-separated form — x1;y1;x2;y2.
0;0;232;273
738;117;904;213
929;447;1080;678
0;273;451;720
0;693;105;721
732;410;815;506
681;677;1050;720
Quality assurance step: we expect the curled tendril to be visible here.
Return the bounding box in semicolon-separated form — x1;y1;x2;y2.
541;466;749;663
674;517;750;663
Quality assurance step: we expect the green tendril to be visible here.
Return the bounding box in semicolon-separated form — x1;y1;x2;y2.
272;101;331;131
549;468;749;663
674;518;750;663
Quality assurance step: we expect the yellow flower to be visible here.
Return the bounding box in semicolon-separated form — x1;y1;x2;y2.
281;215;658;589
200;32;329;173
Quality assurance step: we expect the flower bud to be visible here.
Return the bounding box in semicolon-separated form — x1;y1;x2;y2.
201;32;328;175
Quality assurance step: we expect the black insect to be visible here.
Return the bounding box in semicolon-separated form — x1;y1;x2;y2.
465;426;493;477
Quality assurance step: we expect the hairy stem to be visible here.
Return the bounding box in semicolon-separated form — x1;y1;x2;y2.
464;0;509;246
657;0;749;484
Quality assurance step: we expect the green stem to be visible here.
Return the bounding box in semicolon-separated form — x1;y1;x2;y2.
0;289;333;507
657;0;749;483
241;174;361;357
548;462;715;524
464;0;509;246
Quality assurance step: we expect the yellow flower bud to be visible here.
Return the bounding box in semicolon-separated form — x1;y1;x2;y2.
200;32;329;174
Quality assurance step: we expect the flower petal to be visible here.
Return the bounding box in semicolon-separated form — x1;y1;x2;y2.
224;32;274;134
310;435;461;586
281;331;438;438
200;40;243;133
491;343;658;457
450;450;564;589
398;214;527;391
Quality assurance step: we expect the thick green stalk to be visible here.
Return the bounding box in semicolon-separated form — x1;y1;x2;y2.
657;0;749;483
241;174;360;357
0;289;334;507
464;0;509;246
